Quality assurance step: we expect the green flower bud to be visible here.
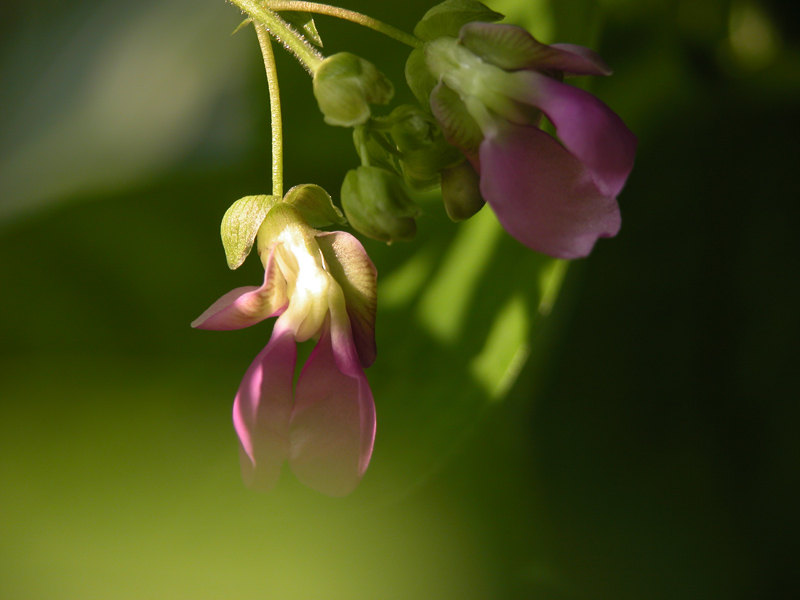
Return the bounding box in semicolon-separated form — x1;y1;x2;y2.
441;159;484;222
387;105;464;190
341;166;420;243
388;105;440;153
313;53;394;127
353;124;402;175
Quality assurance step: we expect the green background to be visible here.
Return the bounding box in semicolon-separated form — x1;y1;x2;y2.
1;0;798;598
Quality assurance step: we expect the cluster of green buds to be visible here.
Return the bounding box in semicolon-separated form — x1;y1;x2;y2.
304;3;502;242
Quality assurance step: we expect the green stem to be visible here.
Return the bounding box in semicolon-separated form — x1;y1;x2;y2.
254;24;283;198
266;1;423;49
229;0;324;73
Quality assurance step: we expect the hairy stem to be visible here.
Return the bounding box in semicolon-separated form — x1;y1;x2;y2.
254;24;284;197
230;0;324;73
267;1;423;49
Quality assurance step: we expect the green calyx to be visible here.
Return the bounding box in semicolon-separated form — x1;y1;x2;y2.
255;203;316;257
221;183;343;269
424;37;533;146
221;194;281;269
402;2;510;119
341;166;420;243
388;105;463;189
283;184;346;228
313;52;394;127
413;0;503;41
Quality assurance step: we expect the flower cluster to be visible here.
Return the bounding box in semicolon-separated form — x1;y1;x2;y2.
198;0;637;496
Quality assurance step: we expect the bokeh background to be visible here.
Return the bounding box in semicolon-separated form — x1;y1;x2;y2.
1;0;798;598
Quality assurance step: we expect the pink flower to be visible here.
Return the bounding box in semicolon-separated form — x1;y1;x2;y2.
193;204;377;496
423;22;637;259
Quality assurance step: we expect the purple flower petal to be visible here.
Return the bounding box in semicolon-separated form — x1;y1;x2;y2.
289;317;375;497
191;246;288;330
233;324;296;493
511;70;637;197
479;123;621;259
316;231;378;369
549;43;613;76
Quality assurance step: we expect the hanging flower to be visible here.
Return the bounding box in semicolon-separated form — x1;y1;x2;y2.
193;203;377;497
410;15;637;258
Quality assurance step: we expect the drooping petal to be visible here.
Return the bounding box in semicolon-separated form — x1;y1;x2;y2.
548;43;613;76
316;231;378;368
459;22;611;76
289;313;375;497
510;70;637;197
328;287;375;479
479;123;621;259
233;324;296;493
191;246;288;330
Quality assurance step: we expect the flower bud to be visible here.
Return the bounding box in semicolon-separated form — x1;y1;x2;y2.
387;105;463;190
441;159;484;222
313;53;394;127
341;166;420;243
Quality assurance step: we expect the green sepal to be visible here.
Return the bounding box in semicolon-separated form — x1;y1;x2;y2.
387;105;463;190
388;104;441;153
400;142;462;191
313;53;394;127
221;194;280;269
429;82;483;153
255;203;314;259
279;11;323;47
399;153;441;191
441;159;484;221
341;167;420;243
413;0;504;42
353;124;402;175
405;48;438;109
283;184;346;228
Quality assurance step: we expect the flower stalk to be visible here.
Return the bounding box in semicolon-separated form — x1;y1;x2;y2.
254;24;284;197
